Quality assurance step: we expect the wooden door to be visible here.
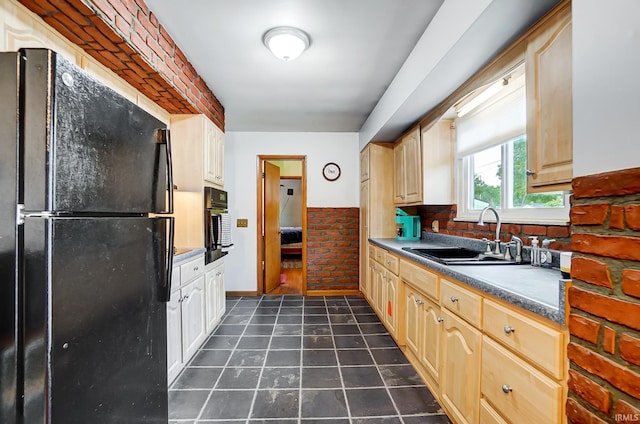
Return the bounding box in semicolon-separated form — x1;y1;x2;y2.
385;272;399;336
393;140;406;203
264;162;281;293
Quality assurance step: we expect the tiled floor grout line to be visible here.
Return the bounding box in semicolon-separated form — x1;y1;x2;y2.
169;295;450;424
332;295;355;424
196;296;258;423
244;295;284;423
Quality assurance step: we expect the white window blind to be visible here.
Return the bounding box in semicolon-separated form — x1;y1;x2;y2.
455;74;526;156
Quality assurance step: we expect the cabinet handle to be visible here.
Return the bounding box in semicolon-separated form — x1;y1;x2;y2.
194;266;199;271
502;384;513;394
504;325;516;334
526;169;536;177
416;299;424;305
437;317;444;323
450;296;458;303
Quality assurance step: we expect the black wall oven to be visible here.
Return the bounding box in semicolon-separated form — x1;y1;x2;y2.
204;187;229;264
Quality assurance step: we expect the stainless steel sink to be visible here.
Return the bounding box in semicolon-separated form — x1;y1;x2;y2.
402;246;525;266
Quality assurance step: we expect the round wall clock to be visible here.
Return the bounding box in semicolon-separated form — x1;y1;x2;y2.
322;162;341;181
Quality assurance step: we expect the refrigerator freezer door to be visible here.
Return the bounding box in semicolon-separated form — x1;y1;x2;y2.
0;51;19;424
20;49;171;214
22;217;170;423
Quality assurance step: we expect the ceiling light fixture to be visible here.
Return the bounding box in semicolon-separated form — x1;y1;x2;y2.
263;26;310;61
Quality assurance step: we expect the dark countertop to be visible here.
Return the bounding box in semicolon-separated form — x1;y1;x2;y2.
370;233;568;325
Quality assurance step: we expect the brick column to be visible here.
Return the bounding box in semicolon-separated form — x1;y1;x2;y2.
307;208;359;292
567;167;640;423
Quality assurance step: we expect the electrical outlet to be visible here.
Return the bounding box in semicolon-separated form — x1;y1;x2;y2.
287;188;294;196
237;218;248;228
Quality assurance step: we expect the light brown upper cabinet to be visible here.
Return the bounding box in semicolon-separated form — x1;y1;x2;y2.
394;127;422;205
525;1;572;192
394;121;453;206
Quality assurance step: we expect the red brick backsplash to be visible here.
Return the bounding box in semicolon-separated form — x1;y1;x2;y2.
306;208;359;292
416;204;571;251
18;0;224;129
568;166;640;423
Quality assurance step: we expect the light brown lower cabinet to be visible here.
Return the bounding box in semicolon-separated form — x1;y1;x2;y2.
390;250;568;424
440;308;482;424
481;336;563;424
368;245;403;342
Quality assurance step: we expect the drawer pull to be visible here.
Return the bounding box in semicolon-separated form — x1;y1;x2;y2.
450;296;459;303
437;317;444;323
387;260;391;265
416;299;424;305
502;384;513;394
194;266;199;271
504;325;516;334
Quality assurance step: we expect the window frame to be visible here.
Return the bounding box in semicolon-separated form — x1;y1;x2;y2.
455;137;570;224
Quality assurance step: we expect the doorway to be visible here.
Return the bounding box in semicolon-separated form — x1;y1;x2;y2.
257;155;307;295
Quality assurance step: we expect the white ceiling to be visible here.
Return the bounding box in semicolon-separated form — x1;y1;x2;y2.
145;0;561;143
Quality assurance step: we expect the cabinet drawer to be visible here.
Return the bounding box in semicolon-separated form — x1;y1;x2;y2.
374;247;385;263
440;279;482;328
181;256;205;284
482;336;562;424
483;298;564;379
400;259;438;301
369;244;378;260
383;252;399;275
480;398;508;424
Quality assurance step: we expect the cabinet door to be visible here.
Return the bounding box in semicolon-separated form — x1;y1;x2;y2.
214;127;224;187
166;288;183;384
360;184;370;297
370;261;384;316
360;146;370;182
181;275;206;360
420;298;442;388
525;1;572;192
405;287;421;356
393;140;406;204
214;262;226;323
204;119;217;183
402;127;422;204
205;268;217;334
440;309;481;424
384;272;399;337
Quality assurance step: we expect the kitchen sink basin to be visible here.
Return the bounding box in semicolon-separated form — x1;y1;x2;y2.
402;246;525;266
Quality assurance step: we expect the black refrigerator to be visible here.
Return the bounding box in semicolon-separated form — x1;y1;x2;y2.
0;49;174;424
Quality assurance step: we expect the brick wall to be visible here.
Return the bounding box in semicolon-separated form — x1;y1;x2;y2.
416;204;572;251
307;208;359;292
18;0;224;129
567;167;640;423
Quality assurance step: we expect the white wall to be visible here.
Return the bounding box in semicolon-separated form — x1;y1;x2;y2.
572;0;640;177
224;132;359;292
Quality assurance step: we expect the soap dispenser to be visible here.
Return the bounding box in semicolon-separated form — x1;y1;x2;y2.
529;236;540;266
540;239;556;268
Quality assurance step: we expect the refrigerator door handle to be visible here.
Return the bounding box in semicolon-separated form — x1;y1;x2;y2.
156;129;174;214
158;216;175;302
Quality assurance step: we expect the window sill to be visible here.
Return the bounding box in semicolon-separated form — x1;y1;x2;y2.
453;216;570;226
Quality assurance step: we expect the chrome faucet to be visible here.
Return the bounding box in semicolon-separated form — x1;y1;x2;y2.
509;235;523;263
478;206;501;255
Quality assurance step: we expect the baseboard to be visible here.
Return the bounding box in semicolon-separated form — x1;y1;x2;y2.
305;289;362;297
226;291;259;297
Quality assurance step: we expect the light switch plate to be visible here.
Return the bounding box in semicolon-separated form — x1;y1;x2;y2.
237;218;248;228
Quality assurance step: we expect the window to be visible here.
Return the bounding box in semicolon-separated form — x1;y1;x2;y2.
455;66;569;222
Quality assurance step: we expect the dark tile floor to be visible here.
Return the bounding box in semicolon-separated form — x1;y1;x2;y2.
169;295;451;423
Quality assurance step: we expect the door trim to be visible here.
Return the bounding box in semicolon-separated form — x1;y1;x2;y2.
256;155;307;295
